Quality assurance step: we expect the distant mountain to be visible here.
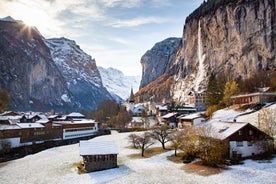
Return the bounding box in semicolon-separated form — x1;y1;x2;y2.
0;17;113;111
98;67;141;101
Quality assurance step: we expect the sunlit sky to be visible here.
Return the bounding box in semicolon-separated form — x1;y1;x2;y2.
0;0;203;76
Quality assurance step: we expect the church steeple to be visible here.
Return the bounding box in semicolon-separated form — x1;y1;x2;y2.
129;88;135;103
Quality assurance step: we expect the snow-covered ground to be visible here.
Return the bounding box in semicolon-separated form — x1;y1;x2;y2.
0;130;275;184
1;105;276;184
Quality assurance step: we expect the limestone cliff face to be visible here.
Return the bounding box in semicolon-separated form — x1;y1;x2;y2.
173;0;275;102
0;19;75;111
138;0;276;103
139;37;181;88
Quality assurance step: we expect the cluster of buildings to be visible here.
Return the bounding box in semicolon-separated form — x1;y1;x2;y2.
124;88;275;162
0;111;99;149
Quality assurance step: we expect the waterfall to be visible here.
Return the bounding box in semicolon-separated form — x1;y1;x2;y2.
194;20;206;92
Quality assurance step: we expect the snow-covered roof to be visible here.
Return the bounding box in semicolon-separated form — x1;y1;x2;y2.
209;121;248;140
16;123;44;129
79;140;119;156
162;112;178;119
178;113;203;120
36;119;50;124
0;115;22;121
67;112;85;118
231;92;276;98
0;124;20;130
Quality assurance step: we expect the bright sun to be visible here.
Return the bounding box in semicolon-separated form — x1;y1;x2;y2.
11;3;51;35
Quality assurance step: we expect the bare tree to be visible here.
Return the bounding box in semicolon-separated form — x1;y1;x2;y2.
128;133;139;149
135;132;155;157
150;125;173;149
168;129;186;156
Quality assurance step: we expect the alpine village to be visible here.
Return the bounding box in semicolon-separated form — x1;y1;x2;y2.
0;0;276;183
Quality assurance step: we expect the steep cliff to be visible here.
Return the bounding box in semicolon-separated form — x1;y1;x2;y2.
0;18;76;111
139;37;181;89
46;38;113;110
138;0;276;104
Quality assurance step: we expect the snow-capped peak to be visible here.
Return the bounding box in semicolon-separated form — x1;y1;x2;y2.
98;67;141;101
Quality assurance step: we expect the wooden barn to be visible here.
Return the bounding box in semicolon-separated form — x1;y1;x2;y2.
79;140;119;172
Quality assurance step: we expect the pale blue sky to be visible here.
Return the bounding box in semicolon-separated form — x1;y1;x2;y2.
0;0;203;76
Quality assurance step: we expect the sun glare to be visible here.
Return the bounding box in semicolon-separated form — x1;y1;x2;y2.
11;2;52;35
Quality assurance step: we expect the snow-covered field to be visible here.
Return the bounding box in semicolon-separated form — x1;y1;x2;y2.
0;130;276;184
1;105;276;184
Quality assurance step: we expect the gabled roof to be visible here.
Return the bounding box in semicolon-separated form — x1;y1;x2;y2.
79;140;119;156
210;121;248;140
67;112;85;118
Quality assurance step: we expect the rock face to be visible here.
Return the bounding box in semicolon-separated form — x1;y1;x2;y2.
0;17;113;111
46;38;113;110
0;18;75;111
139;37;181;88
138;0;276;103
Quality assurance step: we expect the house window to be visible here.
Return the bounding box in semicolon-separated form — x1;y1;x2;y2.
247;141;253;146
249;130;253;135
238;130;242;135
236;141;243;147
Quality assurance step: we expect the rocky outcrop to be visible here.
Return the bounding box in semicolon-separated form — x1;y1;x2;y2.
139;37;181;88
138;0;276;103
0;18;76;111
46;38;113;110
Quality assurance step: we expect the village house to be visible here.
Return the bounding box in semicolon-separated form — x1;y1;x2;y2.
231;92;276;105
209;121;273;159
0;112;99;149
161;112;179;128
187;90;207;111
177;113;206;128
79;140;119;172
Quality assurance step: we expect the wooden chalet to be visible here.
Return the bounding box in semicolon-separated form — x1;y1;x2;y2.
177;113;205;128
209;121;273;159
161;112;179;127
79;140;119;172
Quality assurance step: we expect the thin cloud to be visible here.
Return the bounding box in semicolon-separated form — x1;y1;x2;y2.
109;16;169;28
99;0;141;8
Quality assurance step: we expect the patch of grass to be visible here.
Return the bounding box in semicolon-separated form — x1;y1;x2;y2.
167;152;186;164
182;161;224;176
128;147;170;159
